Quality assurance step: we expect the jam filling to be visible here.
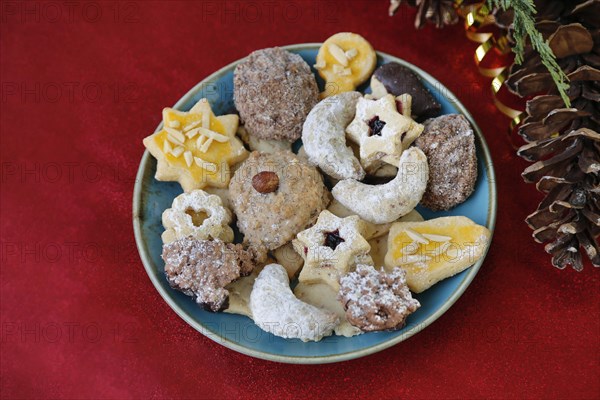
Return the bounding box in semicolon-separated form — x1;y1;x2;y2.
324;229;345;251
367;116;386;136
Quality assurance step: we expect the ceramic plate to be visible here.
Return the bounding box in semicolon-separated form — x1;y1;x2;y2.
133;43;497;364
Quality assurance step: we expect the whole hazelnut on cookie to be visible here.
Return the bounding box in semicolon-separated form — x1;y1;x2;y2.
234;47;319;142
229;151;330;250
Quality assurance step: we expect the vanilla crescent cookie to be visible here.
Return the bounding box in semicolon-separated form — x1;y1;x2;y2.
293;210;372;290
332;147;429;224
302;91;365;180
346;94;423;173
250;264;339;342
162;190;234;244
143;98;248;192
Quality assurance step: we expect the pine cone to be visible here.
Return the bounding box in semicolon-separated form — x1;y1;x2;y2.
506;0;600;270
389;0;460;29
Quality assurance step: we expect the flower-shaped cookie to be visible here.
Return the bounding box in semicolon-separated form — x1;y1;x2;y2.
293;210;372;290
143;98;248;192
162;189;234;244
346;94;423;173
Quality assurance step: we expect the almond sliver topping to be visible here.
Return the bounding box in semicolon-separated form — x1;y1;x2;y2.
422;233;452;242
183;151;193;167
163;139;173;154
345;48;358;60
194;156;217;172
165;127;186;144
199;137;214;153
171;146;184;158
400;242;419;255
405;228;429;245
202;112;210;129
196;127;229;142
186;129;199;139
183;120;201;132
168;120;181;128
313;59;326;70
328;43;348;66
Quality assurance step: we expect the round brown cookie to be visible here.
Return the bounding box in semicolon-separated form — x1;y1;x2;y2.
229;151;330;250
415;114;478;211
338;265;420;332
233;47;319;142
161;237;257;312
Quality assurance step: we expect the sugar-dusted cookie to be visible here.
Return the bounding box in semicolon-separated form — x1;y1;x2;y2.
315;32;377;98
384;216;491;293
332;147;429;224
339;265;420;332
415;114;478;211
229;151;330;250
327;198;392;240
143;98;248;192
302;91;365;180
161;190;234;244
293;210;372;290
250;264;339;342
162;237;257;312
234;47;318;142
346;94;423;173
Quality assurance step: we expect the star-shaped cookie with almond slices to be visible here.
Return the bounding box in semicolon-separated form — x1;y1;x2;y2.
293;210;373;290
143;98;248;192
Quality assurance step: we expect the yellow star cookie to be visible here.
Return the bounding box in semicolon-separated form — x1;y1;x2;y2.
346;94;423;173
293;210;372;290
143;98;248;192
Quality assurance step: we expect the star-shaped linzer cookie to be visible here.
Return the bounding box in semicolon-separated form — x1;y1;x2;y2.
346;94;423;173
143;98;248;192
293;210;372;290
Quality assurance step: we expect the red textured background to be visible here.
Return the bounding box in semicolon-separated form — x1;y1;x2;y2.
1;1;598;398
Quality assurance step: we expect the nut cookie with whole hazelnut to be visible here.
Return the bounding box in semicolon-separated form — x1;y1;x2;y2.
234;47;319;142
229;151;330;250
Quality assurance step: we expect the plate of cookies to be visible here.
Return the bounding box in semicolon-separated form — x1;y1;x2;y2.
133;33;497;364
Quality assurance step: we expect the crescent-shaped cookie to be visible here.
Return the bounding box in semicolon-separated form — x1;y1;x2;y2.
302;91;365;180
331;147;429;224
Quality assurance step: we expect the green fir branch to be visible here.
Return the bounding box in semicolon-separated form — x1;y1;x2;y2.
487;0;571;107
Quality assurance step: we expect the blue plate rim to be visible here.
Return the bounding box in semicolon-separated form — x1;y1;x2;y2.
132;43;498;364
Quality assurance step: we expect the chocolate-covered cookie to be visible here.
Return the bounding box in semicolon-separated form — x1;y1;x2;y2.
371;62;441;121
415;114;478;211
